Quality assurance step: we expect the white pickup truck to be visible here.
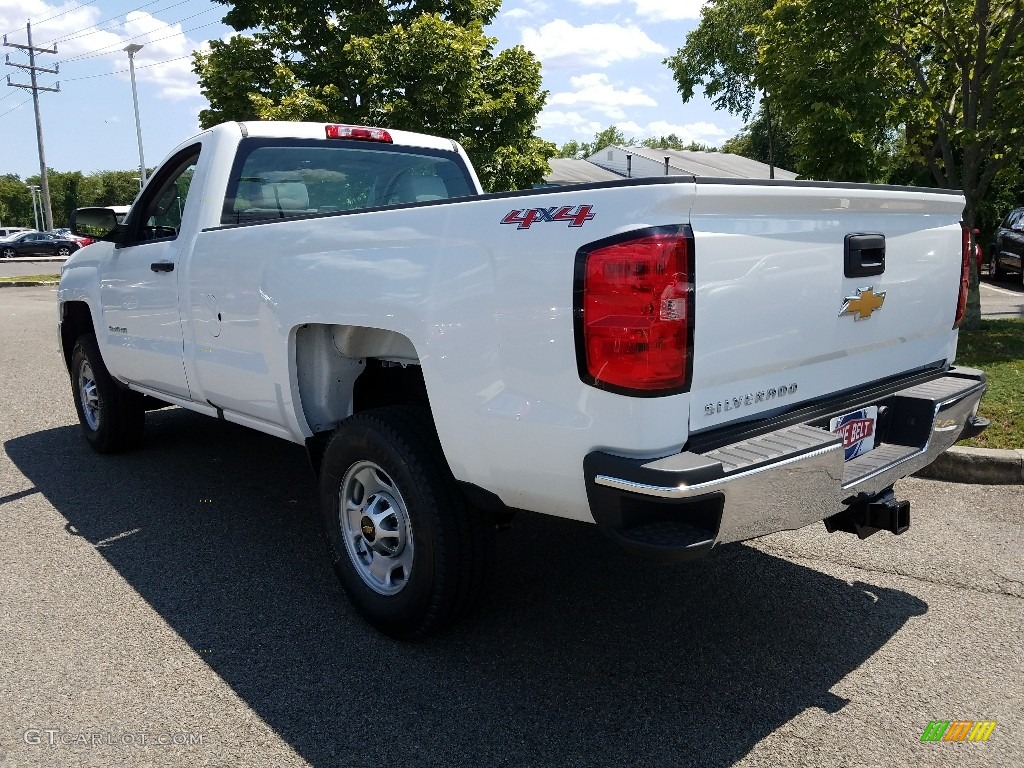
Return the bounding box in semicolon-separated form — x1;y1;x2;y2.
60;121;987;638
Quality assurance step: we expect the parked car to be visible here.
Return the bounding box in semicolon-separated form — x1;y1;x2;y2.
989;207;1024;282
0;230;82;258
0;226;33;238
52;227;95;248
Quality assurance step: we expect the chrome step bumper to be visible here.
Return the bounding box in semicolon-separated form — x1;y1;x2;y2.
584;367;986;560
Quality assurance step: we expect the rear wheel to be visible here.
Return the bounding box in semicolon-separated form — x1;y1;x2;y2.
70;333;145;453
319;406;494;639
57;246;72;257
1;247;15;259
990;248;1006;280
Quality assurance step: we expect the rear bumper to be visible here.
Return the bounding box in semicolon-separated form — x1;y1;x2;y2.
584;367;986;561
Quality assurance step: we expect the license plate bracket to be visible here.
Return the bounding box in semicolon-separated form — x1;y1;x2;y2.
830;406;878;461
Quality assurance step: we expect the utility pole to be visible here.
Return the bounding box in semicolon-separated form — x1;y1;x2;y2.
5;22;59;231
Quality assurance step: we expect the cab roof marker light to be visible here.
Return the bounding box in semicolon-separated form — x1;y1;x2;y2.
325;124;393;143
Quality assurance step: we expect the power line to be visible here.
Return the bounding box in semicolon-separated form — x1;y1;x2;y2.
62;53;193;80
1;3;89;39
59;13;219;63
41;0;193;48
0;96;33;119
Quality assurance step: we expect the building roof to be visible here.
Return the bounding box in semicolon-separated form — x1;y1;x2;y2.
543;158;624;185
619;146;798;179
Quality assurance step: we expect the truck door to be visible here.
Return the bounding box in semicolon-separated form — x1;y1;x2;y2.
97;145;201;399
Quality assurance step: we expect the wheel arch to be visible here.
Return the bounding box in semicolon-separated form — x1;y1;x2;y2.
59;300;98;372
295;324;430;470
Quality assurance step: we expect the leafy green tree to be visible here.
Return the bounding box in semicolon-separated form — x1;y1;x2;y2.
721;104;796;170
193;1;554;191
0;174;35;228
640;135;719;152
759;0;1024;327
665;0;783;173
671;0;1024;327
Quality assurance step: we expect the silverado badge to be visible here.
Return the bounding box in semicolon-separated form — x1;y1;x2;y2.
840;287;886;320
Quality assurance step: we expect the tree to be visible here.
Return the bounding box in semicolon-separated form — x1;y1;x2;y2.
639;135;719;152
670;0;1024;328
0;175;36;228
721;103;797;170
759;0;1024;327
193;1;554;191
665;0;781;174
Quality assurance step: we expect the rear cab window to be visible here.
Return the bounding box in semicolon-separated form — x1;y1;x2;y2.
221;138;477;226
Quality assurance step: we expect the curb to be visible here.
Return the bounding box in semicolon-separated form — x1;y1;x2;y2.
0;281;59;288
914;446;1024;484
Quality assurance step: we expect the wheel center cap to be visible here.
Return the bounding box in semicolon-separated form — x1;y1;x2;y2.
360;515;376;541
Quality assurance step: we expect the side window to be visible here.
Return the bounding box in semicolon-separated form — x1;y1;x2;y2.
125;145;200;243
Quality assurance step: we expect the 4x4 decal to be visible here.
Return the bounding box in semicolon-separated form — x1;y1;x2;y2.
501;204;595;230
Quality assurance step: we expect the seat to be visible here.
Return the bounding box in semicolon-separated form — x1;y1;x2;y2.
395;175;448;203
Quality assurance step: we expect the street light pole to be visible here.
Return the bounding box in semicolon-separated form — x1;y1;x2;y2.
124;43;147;187
28;185;41;231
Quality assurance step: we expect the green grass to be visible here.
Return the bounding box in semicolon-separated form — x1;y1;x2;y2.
0;274;59;283
955;319;1024;449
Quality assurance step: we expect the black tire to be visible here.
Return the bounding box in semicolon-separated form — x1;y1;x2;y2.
57;246;72;257
69;333;145;453
1;247;15;259
319;406;494;639
991;250;1006;280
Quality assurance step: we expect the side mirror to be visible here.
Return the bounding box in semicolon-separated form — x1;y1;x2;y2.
71;207;122;241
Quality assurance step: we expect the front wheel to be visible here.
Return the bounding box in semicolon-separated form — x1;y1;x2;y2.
319;406;494;639
70;333;145;453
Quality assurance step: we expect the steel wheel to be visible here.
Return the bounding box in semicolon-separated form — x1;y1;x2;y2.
77;358;101;431
340;460;414;596
319;406;494;638
69;333;145;453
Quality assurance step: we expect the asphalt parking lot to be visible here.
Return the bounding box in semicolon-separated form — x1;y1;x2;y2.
1;286;1021;768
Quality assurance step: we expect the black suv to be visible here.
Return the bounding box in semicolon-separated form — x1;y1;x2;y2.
990;207;1024;282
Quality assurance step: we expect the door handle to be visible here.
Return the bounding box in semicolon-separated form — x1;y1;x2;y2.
150;262;175;273
845;233;885;278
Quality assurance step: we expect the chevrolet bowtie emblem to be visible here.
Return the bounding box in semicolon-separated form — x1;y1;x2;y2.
840;287;886;320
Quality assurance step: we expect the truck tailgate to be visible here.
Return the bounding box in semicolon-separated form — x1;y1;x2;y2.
687;181;965;436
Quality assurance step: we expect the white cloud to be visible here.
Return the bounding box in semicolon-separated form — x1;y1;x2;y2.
0;1;212;101
521;20;667;68
549;73;656;118
538;110;602;135
503;0;550;19
647;119;728;142
634;0;707;20
564;0;707;18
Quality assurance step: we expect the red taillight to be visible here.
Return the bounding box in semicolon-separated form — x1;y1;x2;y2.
325;124;393;143
575;227;693;394
954;222;970;328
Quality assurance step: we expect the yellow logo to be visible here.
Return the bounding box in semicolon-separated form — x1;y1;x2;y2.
840;287;886;320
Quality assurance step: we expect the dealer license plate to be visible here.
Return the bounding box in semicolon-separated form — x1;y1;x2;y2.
830;406;878;461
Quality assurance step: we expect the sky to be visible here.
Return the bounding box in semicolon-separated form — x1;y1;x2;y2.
0;0;740;180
